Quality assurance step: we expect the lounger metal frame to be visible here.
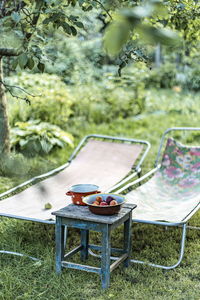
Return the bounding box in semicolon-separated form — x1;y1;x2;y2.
0;134;150;260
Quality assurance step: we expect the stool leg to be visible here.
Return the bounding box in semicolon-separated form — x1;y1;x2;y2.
124;212;132;267
55;217;65;273
63;226;68;251
101;224;111;289
80;229;89;261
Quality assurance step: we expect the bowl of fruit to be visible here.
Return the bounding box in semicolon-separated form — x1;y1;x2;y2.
82;193;125;215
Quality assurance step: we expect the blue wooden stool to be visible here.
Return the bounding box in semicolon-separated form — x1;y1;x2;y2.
52;203;136;289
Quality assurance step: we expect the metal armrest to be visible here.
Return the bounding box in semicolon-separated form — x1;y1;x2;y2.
115;166;160;194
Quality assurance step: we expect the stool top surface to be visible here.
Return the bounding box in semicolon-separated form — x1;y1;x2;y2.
52;203;136;224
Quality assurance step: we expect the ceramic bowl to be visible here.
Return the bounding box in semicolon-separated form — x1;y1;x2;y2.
83;193;125;215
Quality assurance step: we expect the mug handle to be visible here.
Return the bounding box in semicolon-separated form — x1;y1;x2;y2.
66;191;72;196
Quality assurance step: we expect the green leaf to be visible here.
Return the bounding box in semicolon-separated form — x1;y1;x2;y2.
70;26;77;36
50;138;64;148
104;19;131;56
128;6;153;19
40;140;53;153
83;5;93;11
43;18;51;25
19;139;29;148
37;62;45;72
11;12;21;23
27;57;35;70
74;21;84;29
68;15;78;21
138;24;181;47
62;23;72;35
18;53;28;69
12;58;18;70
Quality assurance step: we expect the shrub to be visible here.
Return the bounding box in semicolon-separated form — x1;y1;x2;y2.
69;84;145;125
69;63;148;124
11;120;74;157
0;153;30;177
8;73;75;129
185;66;200;92
145;63;177;89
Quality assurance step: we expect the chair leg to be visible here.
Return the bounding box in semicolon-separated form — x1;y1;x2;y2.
130;224;187;270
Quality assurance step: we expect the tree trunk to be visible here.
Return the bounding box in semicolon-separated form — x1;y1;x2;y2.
0;56;10;154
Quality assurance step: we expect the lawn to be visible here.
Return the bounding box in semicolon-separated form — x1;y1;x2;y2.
0;89;200;300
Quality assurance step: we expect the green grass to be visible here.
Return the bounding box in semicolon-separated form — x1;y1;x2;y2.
0;89;200;299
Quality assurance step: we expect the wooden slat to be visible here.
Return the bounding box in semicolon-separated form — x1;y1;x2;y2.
61;261;101;274
110;253;128;272
64;245;83;259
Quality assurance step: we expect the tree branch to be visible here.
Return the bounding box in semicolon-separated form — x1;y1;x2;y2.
0;0;6;16
0;80;38;97
93;0;113;20
25;2;43;41
0;79;43;105
6;88;31;104
0;80;30;104
0;48;22;57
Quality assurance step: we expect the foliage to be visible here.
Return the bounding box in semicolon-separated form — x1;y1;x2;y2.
44;36;105;85
145;63;177;89
7;64;148;128
11;120;74;157
68;66;148;126
168;0;200;53
0;152;30;177
1;0;193;74
144;62;200;92
0;0;86;70
185;66;200;92
0;88;200;299
8;73;74;128
103;0;181;57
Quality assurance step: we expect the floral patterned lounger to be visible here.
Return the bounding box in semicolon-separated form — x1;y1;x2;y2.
126;137;200;223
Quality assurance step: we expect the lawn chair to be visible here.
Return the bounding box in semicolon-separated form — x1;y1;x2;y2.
115;127;200;269
0;134;150;260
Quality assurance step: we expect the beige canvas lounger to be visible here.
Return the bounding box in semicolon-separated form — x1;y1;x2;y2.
0;134;150;223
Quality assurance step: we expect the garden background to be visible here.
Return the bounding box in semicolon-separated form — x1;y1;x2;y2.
0;1;200;299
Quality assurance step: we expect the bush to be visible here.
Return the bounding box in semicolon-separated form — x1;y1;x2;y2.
185;66;200;92
145;63;177;89
69;84;145;125
69;63;148;125
0;153;30;177
11;120;74;157
8;73;75;129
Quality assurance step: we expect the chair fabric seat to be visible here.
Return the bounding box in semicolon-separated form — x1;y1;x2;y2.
126;138;200;223
126;173;200;223
0;139;142;222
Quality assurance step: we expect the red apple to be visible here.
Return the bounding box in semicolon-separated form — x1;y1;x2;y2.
96;196;103;203
100;201;108;206
110;200;118;206
93;201;100;206
106;196;114;204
